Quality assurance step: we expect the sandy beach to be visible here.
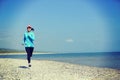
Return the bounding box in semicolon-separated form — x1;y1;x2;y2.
0;58;120;80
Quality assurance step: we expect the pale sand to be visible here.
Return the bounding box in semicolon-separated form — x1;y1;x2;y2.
0;59;120;80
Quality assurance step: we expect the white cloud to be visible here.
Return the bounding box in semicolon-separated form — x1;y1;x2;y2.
66;38;74;43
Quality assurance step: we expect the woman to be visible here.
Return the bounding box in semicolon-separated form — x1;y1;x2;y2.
23;25;35;67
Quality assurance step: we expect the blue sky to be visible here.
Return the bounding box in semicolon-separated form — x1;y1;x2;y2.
0;0;120;52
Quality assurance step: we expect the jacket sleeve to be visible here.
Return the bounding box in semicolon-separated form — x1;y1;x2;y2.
22;34;26;45
24;34;26;42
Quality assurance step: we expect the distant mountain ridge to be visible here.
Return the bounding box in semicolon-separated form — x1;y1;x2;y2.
0;48;24;53
0;48;52;53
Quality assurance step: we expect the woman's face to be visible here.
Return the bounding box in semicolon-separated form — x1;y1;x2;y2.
27;28;31;32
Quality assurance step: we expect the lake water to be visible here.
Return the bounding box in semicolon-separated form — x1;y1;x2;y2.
0;52;120;69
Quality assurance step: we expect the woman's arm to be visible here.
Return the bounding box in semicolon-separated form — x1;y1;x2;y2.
28;32;35;41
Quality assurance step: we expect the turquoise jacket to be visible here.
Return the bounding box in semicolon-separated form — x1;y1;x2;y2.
24;31;35;47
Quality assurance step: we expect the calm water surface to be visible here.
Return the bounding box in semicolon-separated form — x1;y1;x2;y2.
0;52;120;69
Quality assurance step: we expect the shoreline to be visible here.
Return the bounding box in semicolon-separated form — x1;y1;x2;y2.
0;53;120;70
0;52;55;55
0;58;120;80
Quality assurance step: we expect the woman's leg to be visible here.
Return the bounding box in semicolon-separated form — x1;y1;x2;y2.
25;47;34;67
30;47;34;57
25;47;31;63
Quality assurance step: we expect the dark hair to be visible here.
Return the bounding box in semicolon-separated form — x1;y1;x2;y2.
31;28;34;31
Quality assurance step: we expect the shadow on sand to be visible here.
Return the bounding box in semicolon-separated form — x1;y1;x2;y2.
19;66;28;69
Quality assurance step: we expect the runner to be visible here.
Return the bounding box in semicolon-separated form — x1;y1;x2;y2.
23;25;35;67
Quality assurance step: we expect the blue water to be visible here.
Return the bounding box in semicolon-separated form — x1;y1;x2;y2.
0;52;120;69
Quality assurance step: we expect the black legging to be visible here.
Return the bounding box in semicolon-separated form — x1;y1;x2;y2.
25;47;34;63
